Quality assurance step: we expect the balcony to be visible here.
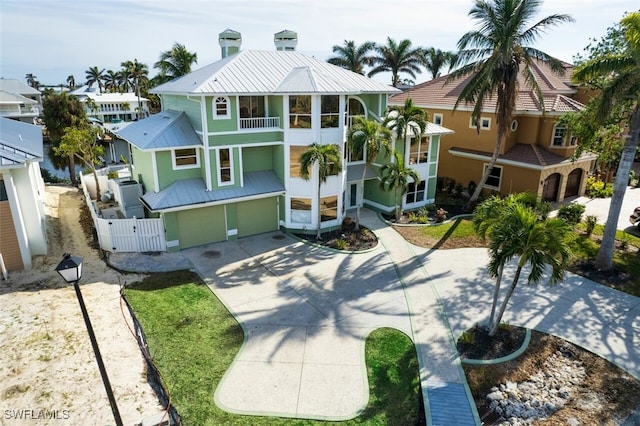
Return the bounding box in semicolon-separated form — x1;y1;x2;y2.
240;116;280;129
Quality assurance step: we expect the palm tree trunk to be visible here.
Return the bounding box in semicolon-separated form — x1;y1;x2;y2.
489;264;504;329
465;129;506;212
355;166;367;231
394;187;400;221
489;265;522;337
595;106;640;269
316;178;323;240
91;165;101;201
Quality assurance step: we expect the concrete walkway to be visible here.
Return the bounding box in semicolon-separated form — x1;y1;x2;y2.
110;207;640;425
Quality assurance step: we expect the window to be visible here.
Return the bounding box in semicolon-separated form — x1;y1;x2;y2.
289;146;306;177
409;136;429;165
320;196;338;222
347;144;364;162
433;113;443;126
406;180;425;204
289;95;311;128
291;197;312;223
483;164;502;189
0;179;7;202
321;95;339;128
218;148;232;184
239;96;265;119
551;124;576;147
214;96;229;119
470;116;491;130
173;148;199;169
511;120;518;132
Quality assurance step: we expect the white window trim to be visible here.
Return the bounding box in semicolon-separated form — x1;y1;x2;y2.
550;123;576;147
433;113;443;126
511;119;518;132
216;147;235;186
213;96;230;120
483;164;502;190
171;148;200;170
470;116;491;130
408;136;430;165
405;180;426;205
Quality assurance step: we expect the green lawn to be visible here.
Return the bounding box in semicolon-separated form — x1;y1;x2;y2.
123;272;424;426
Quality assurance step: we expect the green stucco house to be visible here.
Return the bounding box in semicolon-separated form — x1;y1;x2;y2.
116;30;452;251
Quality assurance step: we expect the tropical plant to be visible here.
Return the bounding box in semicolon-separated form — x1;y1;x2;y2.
556;203;586;226
300;143;343;239
368;37;423;87
56;126;105;199
384;98;427;142
66;74;76;89
154;42;198;83
25;73;40;89
327;40;376;75
572;12;640;270
347;116;392;229
379;151;420;221
85;98;99;117
42;92;88;185
473;193;550;330
85;66;105;91
121;59;149;119
102;69;119;93
485;203;571;336
421;47;456;79
448;0;573;211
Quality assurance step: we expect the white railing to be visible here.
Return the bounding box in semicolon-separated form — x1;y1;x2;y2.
239;116;280;129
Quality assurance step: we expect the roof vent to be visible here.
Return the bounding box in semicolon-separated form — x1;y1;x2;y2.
274;29;297;51
219;28;242;58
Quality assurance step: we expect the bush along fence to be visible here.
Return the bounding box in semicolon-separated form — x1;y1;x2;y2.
120;291;182;425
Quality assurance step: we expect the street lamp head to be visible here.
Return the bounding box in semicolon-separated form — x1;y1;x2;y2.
55;253;84;283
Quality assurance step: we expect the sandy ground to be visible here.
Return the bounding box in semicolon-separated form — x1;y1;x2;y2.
0;186;164;425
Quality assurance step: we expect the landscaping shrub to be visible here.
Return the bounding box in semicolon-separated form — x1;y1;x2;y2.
557;203;586;226
584;215;598;236
586;176;614;198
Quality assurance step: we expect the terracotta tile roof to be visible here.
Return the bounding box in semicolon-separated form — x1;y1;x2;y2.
391;60;584;114
450;143;583;167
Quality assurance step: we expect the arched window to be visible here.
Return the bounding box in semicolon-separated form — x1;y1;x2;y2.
213;96;230;119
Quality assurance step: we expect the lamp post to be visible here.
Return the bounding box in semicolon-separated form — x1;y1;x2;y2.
55;253;123;426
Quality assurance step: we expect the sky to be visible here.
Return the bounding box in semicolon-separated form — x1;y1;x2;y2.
0;0;635;87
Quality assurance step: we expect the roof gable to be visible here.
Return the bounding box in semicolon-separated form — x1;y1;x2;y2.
152;50;399;95
115;110;201;150
0;79;41;96
0;117;43;167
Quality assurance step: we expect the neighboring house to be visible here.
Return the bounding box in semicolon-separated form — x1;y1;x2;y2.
115;29;453;251
70;85;149;126
0;79;43;123
389;60;597;202
0;117;47;271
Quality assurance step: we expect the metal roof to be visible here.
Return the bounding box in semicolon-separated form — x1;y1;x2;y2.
142;170;285;211
0;117;43;167
151;50;400;95
115;110;202;150
0;79;41;96
0;90;38;104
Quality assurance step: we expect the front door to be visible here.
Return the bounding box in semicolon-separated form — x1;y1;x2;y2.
349;183;358;208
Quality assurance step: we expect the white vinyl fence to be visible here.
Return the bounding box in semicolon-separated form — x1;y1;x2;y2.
80;171;166;253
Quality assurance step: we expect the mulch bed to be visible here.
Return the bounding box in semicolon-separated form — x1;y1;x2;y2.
457;325;527;360
293;220;378;251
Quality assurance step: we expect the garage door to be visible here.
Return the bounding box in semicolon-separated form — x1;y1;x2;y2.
237;198;279;238
565;169;583;198
177;205;226;248
543;173;561;202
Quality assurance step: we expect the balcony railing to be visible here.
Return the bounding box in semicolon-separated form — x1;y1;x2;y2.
240;116;280;129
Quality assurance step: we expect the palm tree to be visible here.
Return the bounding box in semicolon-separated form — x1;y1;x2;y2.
474;193;550;329
421;47;455;79
379;151;420;221
117;68;132;92
448;0;573;211
66;75;76;89
85;98;99;117
154;42;198;83
85;66;105;92
327;40;376;75
300;143;343;239
368;37;423;87
572;12;640;270
102;70;119;93
25;73;40;89
122;59;149;119
347;117;392;229
486;203;571;336
384;97;427;142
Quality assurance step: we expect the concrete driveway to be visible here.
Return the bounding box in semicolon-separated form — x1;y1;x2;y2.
558;186;640;231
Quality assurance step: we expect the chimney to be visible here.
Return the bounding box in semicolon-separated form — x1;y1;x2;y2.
274;30;298;51
219;29;242;58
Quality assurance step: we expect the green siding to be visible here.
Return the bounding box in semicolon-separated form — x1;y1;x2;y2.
156;150;203;190
237;198;279;237
268;96;284;125
176;206;226;248
161;95;203;130
427;177;437;200
226;204;238;239
273;145;285;182
131;148;156;192
364;179;394;211
207;96;238;132
163;212;179;252
243;146;274;172
358;94;386;117
208;132;283;146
